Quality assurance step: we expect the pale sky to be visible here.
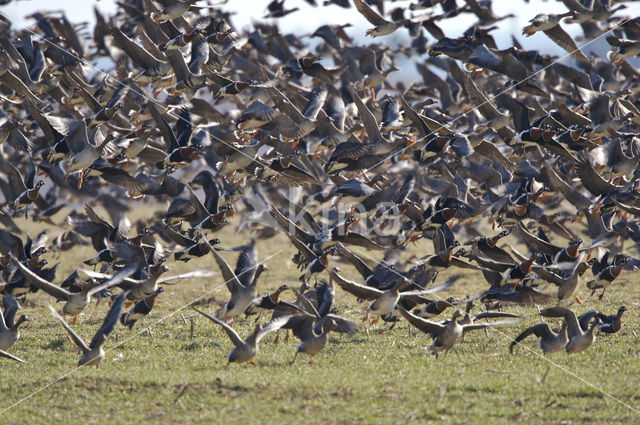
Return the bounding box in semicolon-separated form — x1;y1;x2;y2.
1;0;585;42
0;0;637;81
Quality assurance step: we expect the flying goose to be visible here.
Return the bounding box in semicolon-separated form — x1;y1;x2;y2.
13;257;137;322
193;307;289;365
49;291;127;366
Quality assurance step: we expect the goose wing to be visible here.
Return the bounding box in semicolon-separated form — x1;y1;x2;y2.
234;242;258;287
396;306;445;336
509;322;555;353
193;307;244;347
575;153;616;197
90;291;127;349
255;315;292;343
336;243;373;279
0;348;25;362
13;257;71;300
269;207;315;244
462;317;521;332
472;311;521;320
291;288;321;318
330;269;383;300
542;164;591;212
185;183;211;220
148;103;180;152
87;263;139;297
512;223;562;256
349;87;385;144
540;306;580;336
322;313;361;335
110;25;166;71
163;224;197;247
264;85;307;125
544;25;589;62
49;305;90;353
398;277;457;299
353;0;390;26
208;246;243;293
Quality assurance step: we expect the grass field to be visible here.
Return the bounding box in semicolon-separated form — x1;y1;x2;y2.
1;207;639;424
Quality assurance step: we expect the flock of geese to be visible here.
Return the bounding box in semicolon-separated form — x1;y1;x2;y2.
0;0;637;368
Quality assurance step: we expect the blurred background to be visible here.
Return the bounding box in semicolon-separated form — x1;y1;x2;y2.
1;0;638;82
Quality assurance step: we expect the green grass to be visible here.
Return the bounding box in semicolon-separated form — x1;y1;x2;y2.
1;208;639;424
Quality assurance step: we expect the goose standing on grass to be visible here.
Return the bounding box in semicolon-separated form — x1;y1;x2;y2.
0;292;29;351
49;291;127;367
586;256;627;300
578;306;626;334
193;307;289;365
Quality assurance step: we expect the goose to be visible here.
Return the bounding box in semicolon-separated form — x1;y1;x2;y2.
578;306;626;334
510;321;568;354
0;293;29;351
522;13;589;62
245;285;305;315
208;241;266;324
532;262;590;305
193;307;289;365
120;287;164;329
49;291;127;367
291;316;338;365
13;257;137;322
353;0;432;37
330;267;454;323
398;307;520;358
540;306;601;354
